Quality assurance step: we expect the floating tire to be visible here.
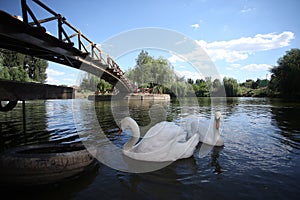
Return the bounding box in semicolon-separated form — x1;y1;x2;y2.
0;143;98;186
0;101;18;112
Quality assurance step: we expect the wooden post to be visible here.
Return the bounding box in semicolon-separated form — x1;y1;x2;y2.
22;100;26;133
58;16;63;41
21;0;28;24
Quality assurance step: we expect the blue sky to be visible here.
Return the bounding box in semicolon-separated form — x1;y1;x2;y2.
1;0;299;85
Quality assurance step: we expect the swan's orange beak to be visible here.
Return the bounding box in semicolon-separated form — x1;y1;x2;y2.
216;119;220;129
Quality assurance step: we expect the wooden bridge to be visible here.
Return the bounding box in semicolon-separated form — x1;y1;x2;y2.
0;0;133;98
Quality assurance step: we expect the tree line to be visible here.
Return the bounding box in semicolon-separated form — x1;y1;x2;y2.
0;49;48;83
2;47;298;99
125;49;300;99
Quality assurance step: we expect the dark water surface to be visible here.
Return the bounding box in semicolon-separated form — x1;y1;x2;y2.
0;98;300;199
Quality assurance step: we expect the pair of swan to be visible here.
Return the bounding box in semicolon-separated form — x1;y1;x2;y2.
118;112;223;162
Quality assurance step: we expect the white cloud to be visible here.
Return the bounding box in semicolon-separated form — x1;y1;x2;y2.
46;76;61;85
168;54;185;63
231;64;241;68
46;68;65;76
240;7;255;13
190;23;200;29
196;31;295;62
241;64;272;71
175;70;203;80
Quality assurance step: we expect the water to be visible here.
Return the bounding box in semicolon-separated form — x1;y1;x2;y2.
0;98;300;199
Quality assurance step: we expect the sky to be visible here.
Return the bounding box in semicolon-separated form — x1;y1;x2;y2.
1;0;299;86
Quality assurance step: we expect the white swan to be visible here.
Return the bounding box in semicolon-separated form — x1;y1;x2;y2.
183;112;224;146
119;117;200;162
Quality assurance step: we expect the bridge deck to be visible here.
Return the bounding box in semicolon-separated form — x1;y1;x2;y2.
0;10;132;95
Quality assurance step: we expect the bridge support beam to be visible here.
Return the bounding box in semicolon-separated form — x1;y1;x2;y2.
0;79;74;101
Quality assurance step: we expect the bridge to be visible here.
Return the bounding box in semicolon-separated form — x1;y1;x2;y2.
0;0;133;98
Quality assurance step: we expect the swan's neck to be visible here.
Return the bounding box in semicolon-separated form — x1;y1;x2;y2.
213;119;221;137
123;118;140;151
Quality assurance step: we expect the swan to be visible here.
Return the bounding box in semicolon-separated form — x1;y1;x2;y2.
183;112;224;146
119;117;200;162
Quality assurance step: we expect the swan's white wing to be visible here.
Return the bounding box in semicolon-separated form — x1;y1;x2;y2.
133;122;184;153
124;132;199;162
144;121;184;141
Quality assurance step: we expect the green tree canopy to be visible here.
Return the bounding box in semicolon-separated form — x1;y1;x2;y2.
269;48;300;98
97;79;112;94
126;50;174;87
0;49;48;83
223;77;240;97
80;73;100;92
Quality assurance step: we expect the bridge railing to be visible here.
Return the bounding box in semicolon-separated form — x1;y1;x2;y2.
21;0;107;64
19;0;133;91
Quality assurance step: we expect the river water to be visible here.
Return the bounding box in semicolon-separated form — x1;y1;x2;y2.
0;97;300;199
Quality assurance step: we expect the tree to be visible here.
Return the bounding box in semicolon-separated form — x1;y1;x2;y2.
213;78;222;90
80;73;99;92
9;66;30;82
257;79;269;88
126;50;174;88
269;48;300;98
223;77;240;97
97;79;112;94
187;78;194;85
0;66;11;80
0;49;48;83
193;79;209;97
205;77;213;92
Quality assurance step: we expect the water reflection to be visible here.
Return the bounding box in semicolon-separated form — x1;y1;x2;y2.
116;156;199;199
270;99;300;150
210;146;223;174
0;100;83;152
115;143;225;199
0;101;48;151
1;98;300;199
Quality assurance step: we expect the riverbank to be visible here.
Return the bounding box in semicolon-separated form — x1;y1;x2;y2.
125;93;170;101
87;93;171;101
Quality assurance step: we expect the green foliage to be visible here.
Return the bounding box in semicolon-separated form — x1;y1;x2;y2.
97;79;112;94
193;79;210;97
187;78;194;84
79;73;112;94
238;78;270;97
269;48;300;98
0;66;11;80
0;49;48;83
10;66;30;82
126;50;174;87
223;77;240;97
125;49;300;98
80;73;100;92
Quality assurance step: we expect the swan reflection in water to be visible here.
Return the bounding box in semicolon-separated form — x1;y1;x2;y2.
116;144;224;198
210;145;224;174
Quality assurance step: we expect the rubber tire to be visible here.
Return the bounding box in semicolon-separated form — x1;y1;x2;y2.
0;101;18;112
0;143;97;186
